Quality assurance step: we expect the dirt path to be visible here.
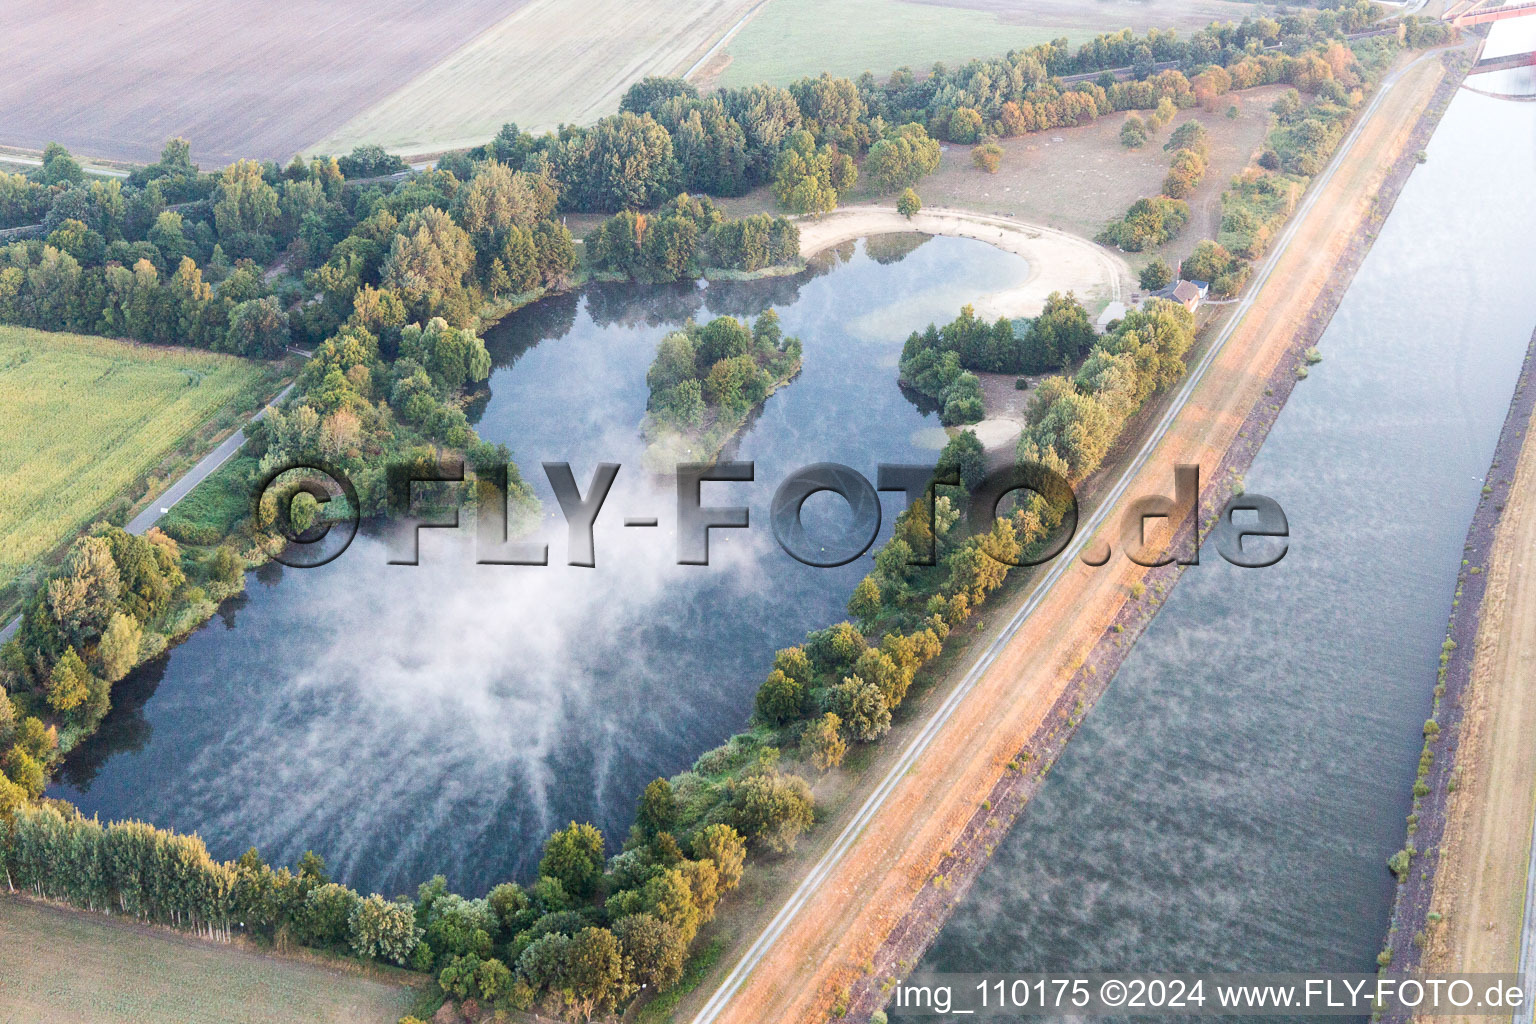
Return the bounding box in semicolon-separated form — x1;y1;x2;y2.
692;53;1451;1024
1420;353;1536;1016
795;206;1134;319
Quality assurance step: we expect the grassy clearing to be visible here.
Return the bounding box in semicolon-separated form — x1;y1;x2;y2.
712;0;1258;88
0;326;280;612
0;896;414;1024
900;86;1287;265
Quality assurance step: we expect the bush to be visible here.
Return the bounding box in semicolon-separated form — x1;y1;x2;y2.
1120;116;1149;149
972;143;1004;173
1097;196;1189;252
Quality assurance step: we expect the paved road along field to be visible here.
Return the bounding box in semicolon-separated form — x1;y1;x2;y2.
0;383;292;644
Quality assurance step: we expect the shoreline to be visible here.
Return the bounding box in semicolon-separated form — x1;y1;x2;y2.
838;52;1468;1024
1377;337;1536;1004
793;205;1133;320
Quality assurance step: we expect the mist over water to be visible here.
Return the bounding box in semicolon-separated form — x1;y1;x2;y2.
898;87;1536;1004
55;236;1028;897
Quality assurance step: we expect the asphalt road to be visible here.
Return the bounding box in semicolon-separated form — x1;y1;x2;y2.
689;48;1444;1024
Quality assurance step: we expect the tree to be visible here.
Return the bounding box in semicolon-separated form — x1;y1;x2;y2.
533;220;577;288
212;159;280;239
47;535;121;646
620;76;698;114
848;576;882;621
896;188;921;219
771;131;852;215
694;315;752;371
614;913;687;993
384;206;478;322
865;124;941;191
96;611;141;683
801;713;847;772
564;927;628;1021
1139;256;1173;291
728;771;814;853
936;429;986;492
539;822;606;897
554;112;678;212
1023;291;1095;372
397;317;491;394
348;894;421;965
829;676;891;741
47;647;92;713
636;778;677;838
948;107;984;143
691;823;746;891
225;297;290;358
453;162;555;261
1120;115;1149;149
754;669;804;726
972;143;1004;174
299;882;361;948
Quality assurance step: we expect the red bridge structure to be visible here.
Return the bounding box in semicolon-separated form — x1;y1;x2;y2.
1440;1;1536;77
1443;0;1536;26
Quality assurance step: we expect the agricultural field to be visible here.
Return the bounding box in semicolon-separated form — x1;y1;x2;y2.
309;0;762;158
0;326;281;613
709;0;1266;87
0;896;415;1024
0;0;518;165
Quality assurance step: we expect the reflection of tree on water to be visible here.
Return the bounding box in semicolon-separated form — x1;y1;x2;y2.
898;381;943;417
55;657;166;792
864;232;933;265
478;256;841;376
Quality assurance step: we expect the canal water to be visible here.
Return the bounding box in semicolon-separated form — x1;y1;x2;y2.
897;74;1536;1004
54;234;1027;897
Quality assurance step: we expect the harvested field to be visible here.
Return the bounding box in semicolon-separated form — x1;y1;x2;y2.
0;895;414;1024
0;0;524;167
711;0;1260;88
310;0;761;158
0;326;280;613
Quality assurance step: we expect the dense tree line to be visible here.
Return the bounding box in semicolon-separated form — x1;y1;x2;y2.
645;310;802;447
586;193;799;282
1019;299;1196;481
897;294;1099;422
1204;35;1403;294
0;524;245;815
0;796;759;1022
750;434;1074;777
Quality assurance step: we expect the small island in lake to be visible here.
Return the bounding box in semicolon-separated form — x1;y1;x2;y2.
642;309;802;469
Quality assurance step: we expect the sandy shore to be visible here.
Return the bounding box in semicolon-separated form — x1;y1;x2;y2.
795;205;1133;320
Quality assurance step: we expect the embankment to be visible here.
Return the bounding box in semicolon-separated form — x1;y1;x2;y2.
850;52;1469;1023
1395;331;1536;1017
693;49;1457;1024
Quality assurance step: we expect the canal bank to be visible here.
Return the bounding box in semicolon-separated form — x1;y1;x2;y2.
893;54;1536;1024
